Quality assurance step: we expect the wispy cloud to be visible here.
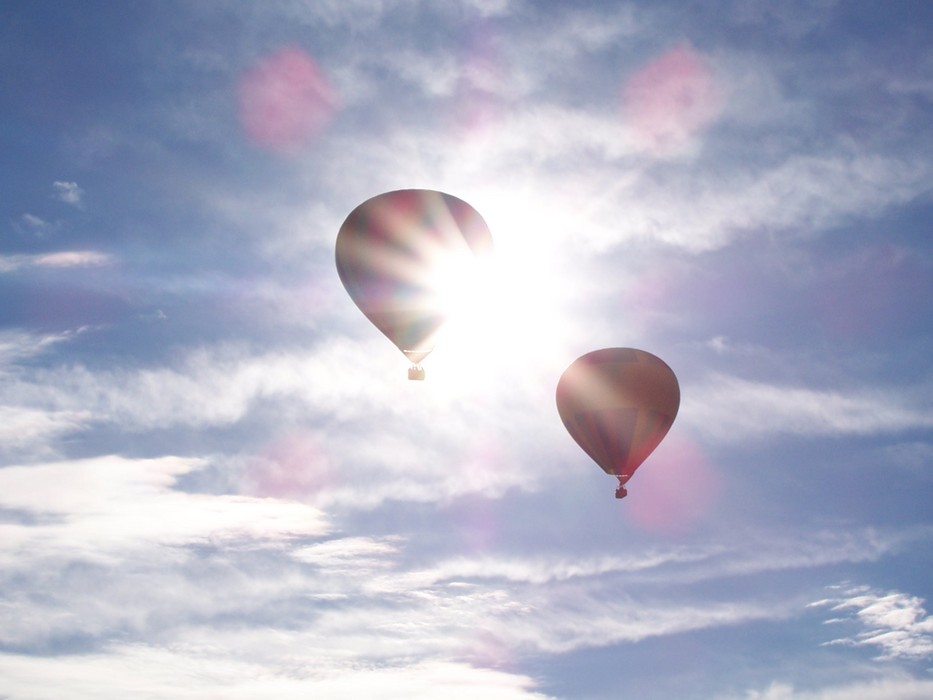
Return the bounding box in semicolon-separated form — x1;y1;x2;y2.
683;373;933;441
0;448;919;698
0;327;91;366
0;250;114;272
1;330;97;456
16;213;52;235
1;336;565;503
735;676;933;700
383;526;907;591
0;405;89;451
34;250;112;267
3;3;931;697
52;180;84;207
0;455;329;565
0;650;554;700
811;584;933;661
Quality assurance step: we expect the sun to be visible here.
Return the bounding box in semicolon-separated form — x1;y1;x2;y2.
424;193;577;392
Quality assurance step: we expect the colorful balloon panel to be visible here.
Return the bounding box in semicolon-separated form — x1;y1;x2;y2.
556;348;680;483
335;189;493;364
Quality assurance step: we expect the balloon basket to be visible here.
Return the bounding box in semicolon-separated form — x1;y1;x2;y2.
408;365;425;381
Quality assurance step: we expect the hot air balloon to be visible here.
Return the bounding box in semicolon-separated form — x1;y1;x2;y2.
335;189;493;379
556;348;680;498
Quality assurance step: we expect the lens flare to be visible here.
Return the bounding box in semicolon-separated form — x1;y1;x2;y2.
625;433;721;534
243;432;336;500
622;43;723;154
238;46;339;152
428;192;578;391
336;190;493;369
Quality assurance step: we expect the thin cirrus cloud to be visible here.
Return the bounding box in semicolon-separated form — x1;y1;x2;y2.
3;335;928;509
0;465;923;697
1;2;931;697
392;526;909;591
0;455;329;565
0;327;92;364
0;250;113;272
286;101;929;261
731;677;933;700
811;584;933;661
683;373;933;442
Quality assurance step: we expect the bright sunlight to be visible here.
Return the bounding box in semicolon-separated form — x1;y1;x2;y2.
425;193;579;392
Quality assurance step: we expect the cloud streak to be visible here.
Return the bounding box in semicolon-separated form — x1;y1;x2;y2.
0;455;329;565
683;373;933;441
812;584;933;661
0;250;114;272
0;650;554;700
736;677;933;700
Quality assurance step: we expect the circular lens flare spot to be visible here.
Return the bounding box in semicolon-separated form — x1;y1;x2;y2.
622;43;723;154
238;46;339;152
625;433;721;534
243;432;336;499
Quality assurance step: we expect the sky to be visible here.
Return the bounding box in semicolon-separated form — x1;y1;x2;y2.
1;1;932;698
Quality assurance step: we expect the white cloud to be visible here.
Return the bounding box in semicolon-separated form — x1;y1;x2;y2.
600;148;932;253
0;250;114;273
0;255;25;273
1;336;568;504
1;332;96;454
305;109;931;263
52;180;84;206
0;405;89;450
459;0;517;19
295;545;785;659
291;527;906;660
683;373;933;442
385;48;462;97
0;648;554;700
0;464;917;699
735;676;933;700
382;526;904;591
811;585;933;661
0;328;87;366
0;455;330;564
292;535;403;568
19;212;50;230
3;330;929;508
34;250;113;267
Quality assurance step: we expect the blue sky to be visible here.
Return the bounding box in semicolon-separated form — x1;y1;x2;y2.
2;1;932;698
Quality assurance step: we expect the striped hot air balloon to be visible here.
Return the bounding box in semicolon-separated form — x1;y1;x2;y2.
556;348;680;498
335;190;493;379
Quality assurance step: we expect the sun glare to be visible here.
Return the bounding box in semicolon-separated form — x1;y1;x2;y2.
426;196;575;391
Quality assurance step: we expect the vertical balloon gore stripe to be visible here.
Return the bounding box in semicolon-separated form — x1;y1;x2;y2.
571;407;637;478
556;348;680;489
336;190;493;364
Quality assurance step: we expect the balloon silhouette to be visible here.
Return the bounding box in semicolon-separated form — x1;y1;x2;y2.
336;189;493;379
556;348;680;498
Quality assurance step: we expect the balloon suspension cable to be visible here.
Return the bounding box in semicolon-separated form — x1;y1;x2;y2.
408;364;426;381
615;476;628;499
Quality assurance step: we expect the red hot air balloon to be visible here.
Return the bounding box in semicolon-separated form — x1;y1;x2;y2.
335;190;493;379
556;348;680;498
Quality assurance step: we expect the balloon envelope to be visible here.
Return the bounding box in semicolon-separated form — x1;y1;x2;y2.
556;348;680;484
336;189;492;364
